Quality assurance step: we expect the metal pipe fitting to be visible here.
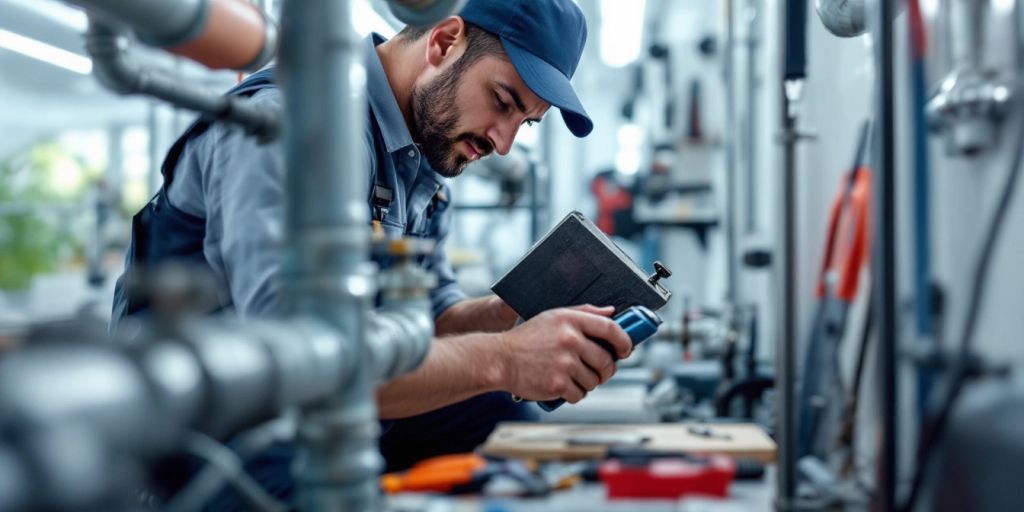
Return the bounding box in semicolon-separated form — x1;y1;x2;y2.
366;308;434;382
387;0;468;27
0;344;175;453
815;0;867;38
927;0;1013;156
66;0;277;71
369;239;437;381
0;316;354;511
278;0;382;509
85;18;280;141
0;444;28;511
176;318;354;439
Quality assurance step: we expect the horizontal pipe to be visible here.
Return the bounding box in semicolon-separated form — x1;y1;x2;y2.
166;0;277;72
366;307;434;382
85;18;280;141
0;316;353;510
66;0;277;71
0;445;27;511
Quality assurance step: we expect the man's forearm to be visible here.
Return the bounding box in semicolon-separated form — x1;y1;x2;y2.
434;295;518;336
376;332;507;419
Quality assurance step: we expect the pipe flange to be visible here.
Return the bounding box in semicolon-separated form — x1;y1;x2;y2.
927;70;1014;156
387;0;468;27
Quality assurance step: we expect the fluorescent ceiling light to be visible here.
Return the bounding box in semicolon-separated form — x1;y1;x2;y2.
600;0;646;68
4;0;88;32
0;28;92;75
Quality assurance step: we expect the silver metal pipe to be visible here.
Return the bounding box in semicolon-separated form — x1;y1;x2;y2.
0;317;351;510
0;445;28;511
369;248;437;381
85;19;280;141
949;0;982;66
927;0;1012;156
0;344;180;454
66;0;278;71
68;0;206;47
744;0;760;234
815;0;867;37
725;0;739;303
278;0;381;509
366;308;434;382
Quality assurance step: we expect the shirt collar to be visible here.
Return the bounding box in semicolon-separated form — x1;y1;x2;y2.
365;33;415;154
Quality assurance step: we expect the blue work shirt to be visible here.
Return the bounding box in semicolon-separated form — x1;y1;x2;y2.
158;34;466;321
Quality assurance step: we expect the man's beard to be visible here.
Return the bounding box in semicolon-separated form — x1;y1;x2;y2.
411;64;493;178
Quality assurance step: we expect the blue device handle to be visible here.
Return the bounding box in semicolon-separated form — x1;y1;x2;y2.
538;306;663;412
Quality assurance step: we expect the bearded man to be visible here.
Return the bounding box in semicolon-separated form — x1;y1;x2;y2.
111;0;631;507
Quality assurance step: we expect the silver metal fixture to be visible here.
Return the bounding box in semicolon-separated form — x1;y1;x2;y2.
927;0;1014;156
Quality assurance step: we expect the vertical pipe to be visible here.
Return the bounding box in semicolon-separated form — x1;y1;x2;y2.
907;0;935;430
744;0;760;234
725;0;739;303
777;81;799;508
777;0;807;507
278;0;378;510
872;0;898;509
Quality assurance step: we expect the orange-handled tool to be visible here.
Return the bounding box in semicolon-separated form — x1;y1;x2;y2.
381;454;488;494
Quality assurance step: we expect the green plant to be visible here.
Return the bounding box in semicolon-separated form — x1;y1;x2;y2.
0;142;95;290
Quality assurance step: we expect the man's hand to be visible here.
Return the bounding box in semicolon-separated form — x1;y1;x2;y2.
496;304;632;404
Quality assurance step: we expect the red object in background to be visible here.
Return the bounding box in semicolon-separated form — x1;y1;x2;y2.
598;455;736;499
814;167;872;302
591;175;633;235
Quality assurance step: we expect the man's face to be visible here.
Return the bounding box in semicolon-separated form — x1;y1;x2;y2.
411;53;550;178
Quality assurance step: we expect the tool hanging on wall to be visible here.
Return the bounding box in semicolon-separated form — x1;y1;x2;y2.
901;3;1024;508
797;121;873;461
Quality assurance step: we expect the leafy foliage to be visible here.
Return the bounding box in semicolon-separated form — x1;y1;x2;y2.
0;143;96;290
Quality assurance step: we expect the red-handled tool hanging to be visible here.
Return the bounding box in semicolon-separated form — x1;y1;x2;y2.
797;121;873;461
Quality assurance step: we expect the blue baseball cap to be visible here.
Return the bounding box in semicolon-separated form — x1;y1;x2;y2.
459;0;593;137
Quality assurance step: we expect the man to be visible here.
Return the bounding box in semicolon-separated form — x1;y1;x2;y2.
111;0;631;503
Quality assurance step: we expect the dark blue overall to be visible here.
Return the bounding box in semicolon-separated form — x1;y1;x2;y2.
112;71;534;510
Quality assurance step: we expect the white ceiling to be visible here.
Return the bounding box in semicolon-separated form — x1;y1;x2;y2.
0;0;244;160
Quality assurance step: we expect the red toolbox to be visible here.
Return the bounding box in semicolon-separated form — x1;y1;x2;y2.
598;455;736;499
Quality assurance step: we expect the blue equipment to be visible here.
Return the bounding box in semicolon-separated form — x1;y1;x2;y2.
539;306;663;412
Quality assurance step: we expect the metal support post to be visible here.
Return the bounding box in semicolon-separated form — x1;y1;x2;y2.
724;0;739;304
776;0;808;508
872;0;898;509
744;0;761;234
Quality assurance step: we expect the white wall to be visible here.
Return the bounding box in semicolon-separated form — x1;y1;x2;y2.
750;0;1024;493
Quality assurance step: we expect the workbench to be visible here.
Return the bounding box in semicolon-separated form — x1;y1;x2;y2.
387;467;777;511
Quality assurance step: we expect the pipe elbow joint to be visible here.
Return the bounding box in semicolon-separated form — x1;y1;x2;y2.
366;306;434;382
84;21;143;96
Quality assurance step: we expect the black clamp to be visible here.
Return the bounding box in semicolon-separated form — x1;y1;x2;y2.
647;261;672;287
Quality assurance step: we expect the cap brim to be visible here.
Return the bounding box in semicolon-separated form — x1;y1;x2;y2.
501;37;593;138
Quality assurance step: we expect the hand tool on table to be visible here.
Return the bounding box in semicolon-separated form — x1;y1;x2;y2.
380;453;547;497
797;122;873;460
536;305;664;411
